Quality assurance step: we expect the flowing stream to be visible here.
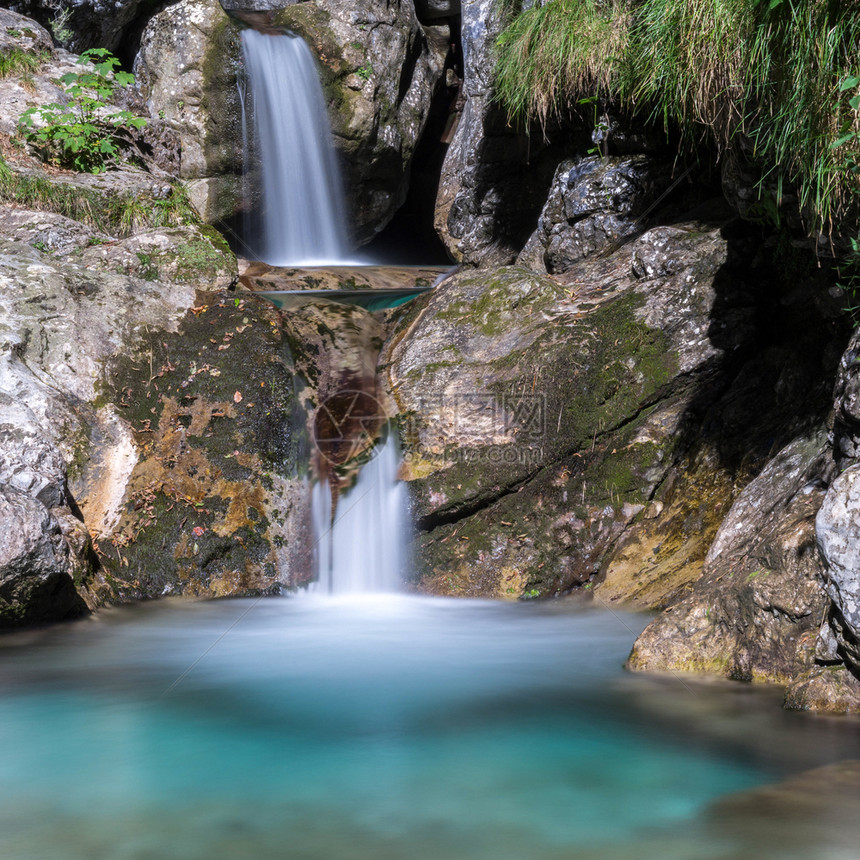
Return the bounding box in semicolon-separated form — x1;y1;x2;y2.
241;30;350;265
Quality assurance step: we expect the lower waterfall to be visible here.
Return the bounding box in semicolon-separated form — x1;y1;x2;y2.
311;438;408;594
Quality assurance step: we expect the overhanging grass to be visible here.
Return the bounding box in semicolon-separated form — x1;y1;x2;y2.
496;0;860;233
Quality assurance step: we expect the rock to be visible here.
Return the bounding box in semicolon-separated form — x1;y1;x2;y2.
0;395;68;508
0;484;84;627
815;464;860;670
383;224;732;598
0;8;53;54
785;665;860;713
0;206;105;258
79;224;238;290
518;155;674;274
7;1;152;52
434;0;563;265
385;217;839;605
98;291;307;600
629;430;832;684
134;0;244;224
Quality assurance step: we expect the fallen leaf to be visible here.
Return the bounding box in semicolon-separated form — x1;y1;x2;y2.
234;391;243;403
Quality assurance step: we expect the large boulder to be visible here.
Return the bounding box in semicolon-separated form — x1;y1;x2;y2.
0;484;84;627
383;217;840;603
135;0;446;239
5;1;148;52
629;430;832;684
517;155;675;274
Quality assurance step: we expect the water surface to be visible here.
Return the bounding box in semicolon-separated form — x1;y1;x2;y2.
1;596;858;859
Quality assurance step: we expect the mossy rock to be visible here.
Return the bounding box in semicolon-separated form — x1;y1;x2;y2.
99;292;307;600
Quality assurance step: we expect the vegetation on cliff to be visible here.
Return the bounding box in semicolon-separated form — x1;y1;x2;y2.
496;0;860;237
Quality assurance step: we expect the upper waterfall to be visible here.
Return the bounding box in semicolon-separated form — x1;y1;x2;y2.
241;29;351;266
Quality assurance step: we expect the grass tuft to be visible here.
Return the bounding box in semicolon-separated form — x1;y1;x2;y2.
0;155;200;237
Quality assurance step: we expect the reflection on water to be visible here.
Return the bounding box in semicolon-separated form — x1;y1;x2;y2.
1;596;859;859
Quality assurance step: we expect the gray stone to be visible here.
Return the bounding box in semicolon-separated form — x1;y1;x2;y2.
434;0;556;265
816;464;860;669
0;484;82;627
519;155;676;274
630;430;832;684
7;1;157;52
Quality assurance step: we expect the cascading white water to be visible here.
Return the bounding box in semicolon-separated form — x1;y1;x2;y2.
241;29;350;265
312;439;408;594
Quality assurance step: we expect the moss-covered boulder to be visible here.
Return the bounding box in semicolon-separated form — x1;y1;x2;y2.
98;291;307;600
384;219;841;603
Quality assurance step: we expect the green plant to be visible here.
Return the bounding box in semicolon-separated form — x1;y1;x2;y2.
18;48;147;174
356;64;372;81
0;154;199;236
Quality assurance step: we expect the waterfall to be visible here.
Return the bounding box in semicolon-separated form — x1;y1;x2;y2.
241;29;350;266
312;439;408;594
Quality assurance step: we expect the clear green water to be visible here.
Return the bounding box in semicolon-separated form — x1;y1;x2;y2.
0;596;857;859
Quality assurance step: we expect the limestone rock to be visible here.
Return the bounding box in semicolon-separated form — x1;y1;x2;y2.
79;225;238;290
0;484;83;627
815;464;860;669
384;224;736;598
0;8;53;54
629;430;832;684
134;0;244;224
434;0;558;265
7;1;151;52
519;155;674;274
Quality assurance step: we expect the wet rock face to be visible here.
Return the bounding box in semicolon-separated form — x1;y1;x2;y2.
99;292;307;600
519;155;674;274
0;485;84;628
270;0;446;242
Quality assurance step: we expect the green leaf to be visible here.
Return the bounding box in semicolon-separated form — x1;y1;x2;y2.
832;133;857;148
839;76;860;92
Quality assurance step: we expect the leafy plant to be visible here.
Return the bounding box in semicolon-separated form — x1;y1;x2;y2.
17;48;147;174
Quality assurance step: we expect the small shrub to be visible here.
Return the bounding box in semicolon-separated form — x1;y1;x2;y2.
17;48;147;174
